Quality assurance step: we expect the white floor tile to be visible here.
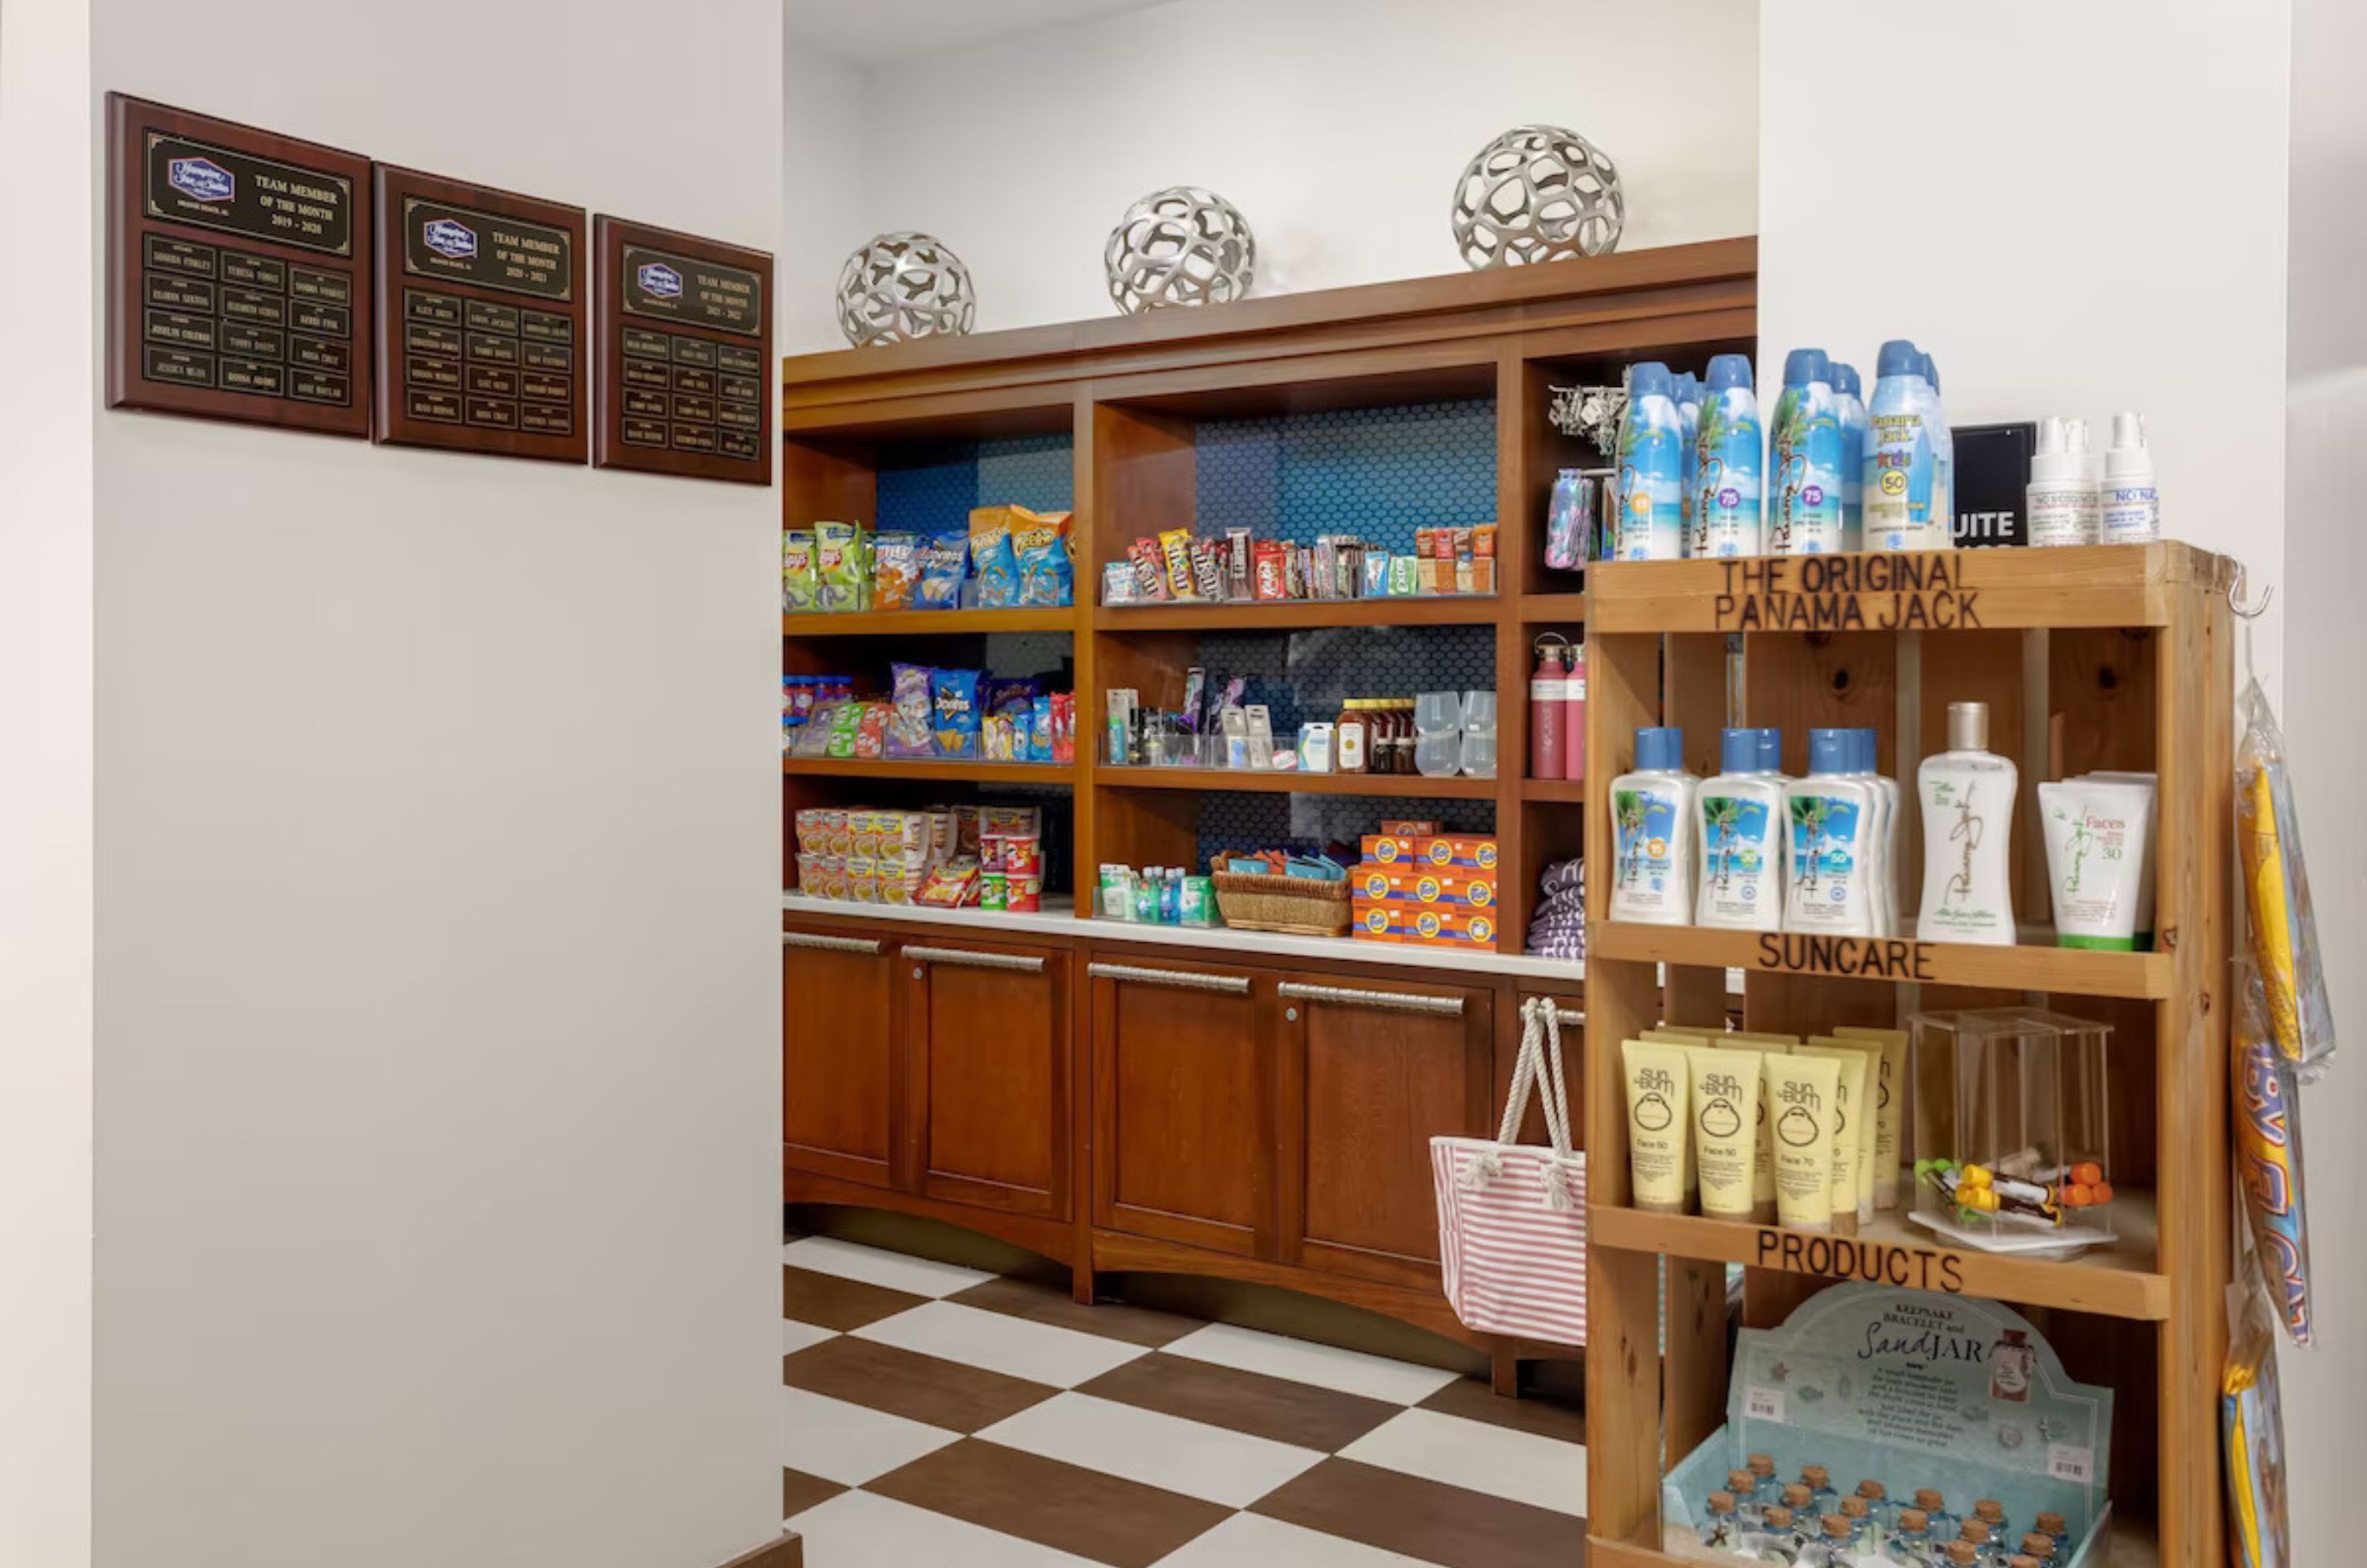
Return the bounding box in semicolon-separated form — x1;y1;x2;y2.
853;1300;1149;1388
782;1235;994;1298
976;1391;1324;1509
781;1318;836;1355
1152;1511;1430;1567
787;1489;1104;1567
779;1386;959;1487
1160;1322;1462;1405
1337;1407;1587;1518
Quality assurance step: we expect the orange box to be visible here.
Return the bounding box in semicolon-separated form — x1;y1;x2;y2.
1359;833;1425;866
1357;865;1496;908
1420;834;1499;871
1351;899;1498;948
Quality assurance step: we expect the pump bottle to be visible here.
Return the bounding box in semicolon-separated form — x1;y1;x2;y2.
2099;411;2160;543
2027;415;2099;546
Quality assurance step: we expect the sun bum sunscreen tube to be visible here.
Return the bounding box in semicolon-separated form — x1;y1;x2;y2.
1765;1051;1840;1233
1695;354;1764;558
2082;771;2159;947
1769;348;1846;555
1698;728;1786;930
1609;726;1697;925
1622;1039;1691;1214
1794;1045;1866;1234
1916;702;2018;944
1613;363;1687;561
1806;1038;1883;1223
1688;1047;1763;1222
1713;1038;1780;1220
1783;730;1880;936
1638;1033;1705;1199
2038;779;2154;950
1831;1026;1909;1210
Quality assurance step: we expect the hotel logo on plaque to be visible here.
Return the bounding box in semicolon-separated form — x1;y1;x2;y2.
636;260;683;300
167;155;234;205
422;217;477;260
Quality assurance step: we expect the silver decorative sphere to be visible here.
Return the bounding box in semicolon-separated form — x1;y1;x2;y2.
1451;125;1624;268
836;232;975;346
1104;186;1256;314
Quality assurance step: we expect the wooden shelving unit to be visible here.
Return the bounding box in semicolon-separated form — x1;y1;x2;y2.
780;756;1078;785
1581;541;2235;1567
781;606;1076;637
1095;766;1496;799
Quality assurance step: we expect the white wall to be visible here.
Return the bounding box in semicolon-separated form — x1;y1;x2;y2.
0;5;98;1567
1760;0;2288;697
2278;0;2366;1555
781;0;1759;348
89;5;783;1567
780;42;871;354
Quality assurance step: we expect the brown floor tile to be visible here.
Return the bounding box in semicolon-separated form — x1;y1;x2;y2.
866;1439;1232;1568
780;1466;844;1523
1252;1457;1587;1568
1076;1351;1401;1452
782;1265;926;1331
1417;1375;1589;1445
782;1334;1057;1433
947;1276;1203;1349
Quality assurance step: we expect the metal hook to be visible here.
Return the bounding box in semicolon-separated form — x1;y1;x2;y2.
2227;560;2275;620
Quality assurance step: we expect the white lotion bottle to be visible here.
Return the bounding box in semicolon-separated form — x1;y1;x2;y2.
1782;729;1880;936
1697;728;1786;930
2099;411;2160;543
1854;729;1900;937
1916;701;2019;944
2027;415;2099;546
1609;726;1698;925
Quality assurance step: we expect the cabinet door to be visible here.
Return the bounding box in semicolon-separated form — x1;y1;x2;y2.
1276;974;1494;1290
782;926;899;1189
1089;956;1270;1259
903;938;1070;1220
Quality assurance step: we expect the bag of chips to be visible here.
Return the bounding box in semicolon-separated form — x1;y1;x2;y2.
852;702;889;760
872;532;921;611
916;530;968;610
781;530;818;612
1014;510;1076;606
932;669;981;758
820;703;862;759
1029;694;1055;763
814;521;868;614
885;663;936;758
970;509;1021;608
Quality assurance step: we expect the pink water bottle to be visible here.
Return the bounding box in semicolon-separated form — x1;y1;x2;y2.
1565;643;1587;780
1529;635;1571;780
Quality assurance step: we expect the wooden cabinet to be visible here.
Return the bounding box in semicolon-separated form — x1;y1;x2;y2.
781;926;899;1189
904;937;1071;1220
1276;973;1494;1291
1089;956;1270;1258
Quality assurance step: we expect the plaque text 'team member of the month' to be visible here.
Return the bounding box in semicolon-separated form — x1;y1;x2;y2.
106;94;373;436
592;216;773;484
372;166;587;462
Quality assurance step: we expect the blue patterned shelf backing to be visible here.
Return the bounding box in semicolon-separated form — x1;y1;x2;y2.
1195;399;1496;554
874;433;1076;534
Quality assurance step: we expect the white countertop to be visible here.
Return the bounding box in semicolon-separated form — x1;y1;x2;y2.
782;893;1587;983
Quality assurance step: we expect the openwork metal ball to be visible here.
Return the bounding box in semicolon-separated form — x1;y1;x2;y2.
1451;125;1624;269
835;232;976;346
1104;186;1256;314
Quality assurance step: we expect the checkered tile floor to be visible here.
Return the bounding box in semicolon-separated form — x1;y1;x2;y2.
781;1235;1589;1567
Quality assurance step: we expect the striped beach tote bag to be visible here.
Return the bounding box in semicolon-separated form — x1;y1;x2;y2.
1430;996;1587;1346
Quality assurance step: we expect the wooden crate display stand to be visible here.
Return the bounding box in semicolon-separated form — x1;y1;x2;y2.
1581;543;2234;1566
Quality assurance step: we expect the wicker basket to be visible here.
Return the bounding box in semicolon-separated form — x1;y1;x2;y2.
1208;856;1351;937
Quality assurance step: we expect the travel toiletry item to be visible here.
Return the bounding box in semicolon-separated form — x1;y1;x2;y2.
1613;362;1686;561
1864;339;1948;551
2026;415;2100;547
1769;348;1846;554
1831;1026;1909;1210
1686;1047;1761;1222
1796;1045;1868;1234
1608;726;1698;925
1243;705;1274;769
2037;778;2153;948
1712;1037;1780;1221
2082;769;2158;945
1674;370;1702;555
1916;702;2018;944
1807;1038;1883;1222
1300;721;1335;772
1620;1038;1691;1214
1832;360;1868;550
1697;727;1785;930
2099;410;2160;542
1920;350;1956;545
1782;729;1879;936
1764;1050;1840;1234
1695;353;1765;558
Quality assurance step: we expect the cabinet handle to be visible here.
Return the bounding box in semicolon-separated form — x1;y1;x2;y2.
781;931;882;956
902;944;1045;973
1088;962;1250;995
1276;980;1463;1017
1555;1008;1586;1030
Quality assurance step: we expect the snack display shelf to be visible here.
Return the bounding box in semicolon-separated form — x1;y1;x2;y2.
1587;921;2174;1001
780;608;1077;637
1094;765;1496;798
780;891;1587;981
1090;595;1502;631
1589;1193;2168;1320
780;757;1078;784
